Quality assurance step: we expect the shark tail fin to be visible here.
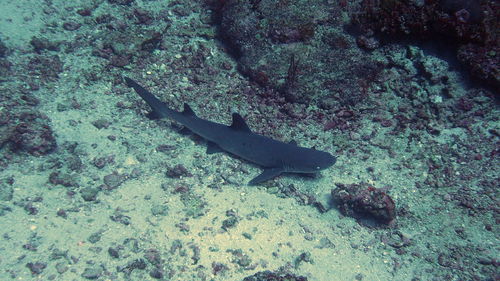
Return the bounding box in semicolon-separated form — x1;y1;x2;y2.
124;77;177;119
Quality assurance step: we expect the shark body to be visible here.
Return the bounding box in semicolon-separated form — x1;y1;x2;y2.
124;77;336;185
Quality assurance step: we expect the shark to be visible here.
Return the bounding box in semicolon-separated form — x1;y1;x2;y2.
124;77;336;185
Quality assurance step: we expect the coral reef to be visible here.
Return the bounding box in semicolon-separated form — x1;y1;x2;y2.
215;0;377;106
331;183;396;225
353;0;499;89
9;112;57;156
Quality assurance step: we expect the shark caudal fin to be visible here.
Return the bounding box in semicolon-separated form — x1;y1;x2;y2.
124;77;174;119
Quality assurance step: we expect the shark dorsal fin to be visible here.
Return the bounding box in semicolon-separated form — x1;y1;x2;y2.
230;113;251;132
182;103;196;116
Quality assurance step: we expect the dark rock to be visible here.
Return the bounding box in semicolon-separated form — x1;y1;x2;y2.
56;209;67;218
242;270;308;281
93;157;107;169
62;21;82;31
28;55;63;81
0;177;14;201
212;262;229;276
92;119;110;129
30;37;60;53
76;8;92;16
151;204;168;216
103;172;124;189
222;216;238;230
118;259;146;275
80;187;99;201
144;249;162;265
10;112;57;156
331;183;396;225
24;202;38;215
55;262;68;274
26;262;47;275
110;209;131;225
67;156;83;171
81;266;102;279
87;231;102;243
0;39;7;57
108;247;120;258
133;8;153;25
149;268;163;279
108;0;134;5
354;0;500;90
166;164;192;178
49;171;78;187
218;1;372;105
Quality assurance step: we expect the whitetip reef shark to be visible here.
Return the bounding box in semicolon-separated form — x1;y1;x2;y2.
124;77;336;185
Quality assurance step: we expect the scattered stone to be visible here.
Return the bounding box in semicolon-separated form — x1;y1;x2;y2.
108;247;120;258
81;266;103;279
103;172;125;190
49;171;78;187
149;268;163;279
80;187;99;201
30;37;60;53
26;262;47;275
212;262;229;276
87;231;102;243
56;209;67;218
222;216;239;230
110;209;131;225
118;259;146;275
0;177;14;201
166;164;192;178
92;119;110;129
331;183;396;225
144;249;162;265
180;192;206;218
228;249;252;268
243;270;308;281
10;112;57;156
62;21;82;31
151;204;169;216
55;262;68;274
0;39;7;57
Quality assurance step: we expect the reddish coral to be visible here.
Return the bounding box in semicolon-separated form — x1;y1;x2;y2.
10;112;57;156
353;0;500;89
331;183;396;225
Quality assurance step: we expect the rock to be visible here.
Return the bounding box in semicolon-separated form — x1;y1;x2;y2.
103;172;124;189
331;183;396;225
81;266;103;279
26;262;47;275
80;187;99;201
243;270;308;281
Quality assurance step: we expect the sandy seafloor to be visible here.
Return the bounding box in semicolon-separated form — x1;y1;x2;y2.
0;1;498;281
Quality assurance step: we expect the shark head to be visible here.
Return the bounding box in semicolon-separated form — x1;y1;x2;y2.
285;147;336;173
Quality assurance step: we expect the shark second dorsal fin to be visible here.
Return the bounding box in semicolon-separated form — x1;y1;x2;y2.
182;103;196;116
230;113;251;132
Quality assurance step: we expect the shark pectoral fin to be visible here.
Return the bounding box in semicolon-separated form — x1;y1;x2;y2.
206;141;224;154
179;127;192;135
248;168;284;185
